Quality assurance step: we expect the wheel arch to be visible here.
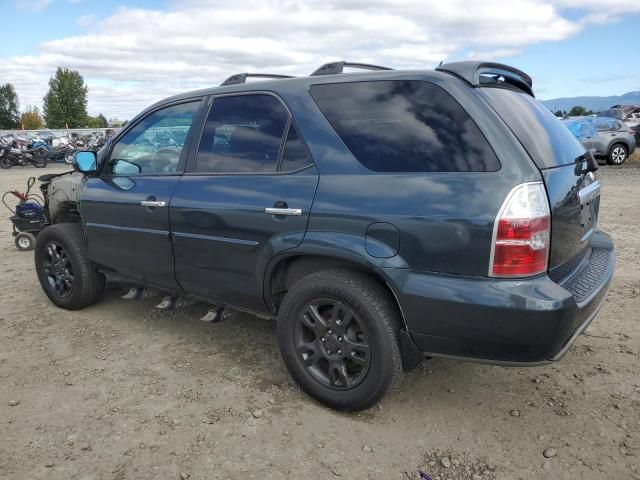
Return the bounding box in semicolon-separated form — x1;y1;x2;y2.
609;140;629;154
264;251;409;331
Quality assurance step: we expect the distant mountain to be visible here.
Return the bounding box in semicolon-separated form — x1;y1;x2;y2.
540;91;640;113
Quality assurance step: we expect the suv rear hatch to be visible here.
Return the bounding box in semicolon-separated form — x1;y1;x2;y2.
479;88;600;280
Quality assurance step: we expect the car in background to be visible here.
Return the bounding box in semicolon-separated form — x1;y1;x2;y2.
626;113;640;143
563;117;636;165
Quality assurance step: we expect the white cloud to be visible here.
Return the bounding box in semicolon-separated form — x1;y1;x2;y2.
2;0;638;118
76;13;96;28
15;0;53;12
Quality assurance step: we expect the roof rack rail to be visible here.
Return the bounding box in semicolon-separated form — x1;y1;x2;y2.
220;73;295;86
436;61;534;97
311;61;392;76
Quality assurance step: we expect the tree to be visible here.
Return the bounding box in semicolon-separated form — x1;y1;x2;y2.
0;83;20;129
83;113;108;128
43;67;88;128
568;106;588;117
21;105;45;130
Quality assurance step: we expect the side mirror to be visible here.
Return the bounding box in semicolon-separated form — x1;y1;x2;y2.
74;151;97;173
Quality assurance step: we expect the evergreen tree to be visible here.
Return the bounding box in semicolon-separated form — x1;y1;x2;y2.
0;83;20;129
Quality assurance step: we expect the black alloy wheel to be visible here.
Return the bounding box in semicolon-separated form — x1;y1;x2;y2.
295;298;371;390
41;241;75;298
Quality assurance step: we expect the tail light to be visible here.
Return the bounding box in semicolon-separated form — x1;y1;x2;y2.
489;182;551;277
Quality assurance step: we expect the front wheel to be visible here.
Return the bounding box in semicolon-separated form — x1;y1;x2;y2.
0;157;12;169
277;269;403;411
607;143;628;165
35;223;105;310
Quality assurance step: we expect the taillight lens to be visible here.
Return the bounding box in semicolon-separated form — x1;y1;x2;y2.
490;182;551;277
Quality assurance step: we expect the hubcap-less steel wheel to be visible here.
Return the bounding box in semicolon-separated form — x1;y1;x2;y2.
42;241;74;298
611;146;626;164
295;299;371;390
17;236;32;249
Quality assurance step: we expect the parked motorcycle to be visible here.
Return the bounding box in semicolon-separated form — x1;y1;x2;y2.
0;136;48;169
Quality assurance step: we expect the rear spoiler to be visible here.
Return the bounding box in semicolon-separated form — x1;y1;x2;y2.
436;61;534;97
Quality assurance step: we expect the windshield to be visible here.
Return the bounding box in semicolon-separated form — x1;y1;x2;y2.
479;88;585;169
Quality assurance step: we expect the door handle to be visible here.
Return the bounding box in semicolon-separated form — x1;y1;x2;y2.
264;207;302;216
140;200;167;208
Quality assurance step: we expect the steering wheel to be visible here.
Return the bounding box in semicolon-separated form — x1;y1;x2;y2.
150;148;180;173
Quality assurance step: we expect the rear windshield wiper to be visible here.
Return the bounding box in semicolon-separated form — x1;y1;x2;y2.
575;149;599;175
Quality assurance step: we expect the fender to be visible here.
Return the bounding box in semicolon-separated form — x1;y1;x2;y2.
262;230;410;315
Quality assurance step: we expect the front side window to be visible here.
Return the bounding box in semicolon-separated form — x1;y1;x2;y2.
310;80;500;172
196;94;290;173
106;101;200;175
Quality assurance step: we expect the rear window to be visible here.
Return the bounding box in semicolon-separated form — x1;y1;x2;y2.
480;88;585;169
309;80;500;172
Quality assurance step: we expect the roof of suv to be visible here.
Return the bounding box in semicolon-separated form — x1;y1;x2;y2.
152;60;535;110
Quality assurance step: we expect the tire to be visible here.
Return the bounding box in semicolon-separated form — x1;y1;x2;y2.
277;269;403;411
34;223;105;310
0;157;12;169
33;156;48;168
607;143;628;165
15;232;36;251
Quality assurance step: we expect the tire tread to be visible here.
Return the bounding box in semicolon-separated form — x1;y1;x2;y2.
35;223;105;310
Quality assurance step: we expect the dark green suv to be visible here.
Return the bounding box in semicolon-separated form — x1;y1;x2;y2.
35;61;615;410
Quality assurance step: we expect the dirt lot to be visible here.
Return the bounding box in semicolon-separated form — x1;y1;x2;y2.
1;154;639;480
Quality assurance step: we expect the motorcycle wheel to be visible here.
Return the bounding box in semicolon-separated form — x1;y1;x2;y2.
0;157;12;169
33;156;48;168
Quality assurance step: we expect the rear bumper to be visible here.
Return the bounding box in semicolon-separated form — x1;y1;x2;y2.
390;230;615;365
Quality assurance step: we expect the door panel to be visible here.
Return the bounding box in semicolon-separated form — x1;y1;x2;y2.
80;99;203;289
171;169;318;310
81;176;181;288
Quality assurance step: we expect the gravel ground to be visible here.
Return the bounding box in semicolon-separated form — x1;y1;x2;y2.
1;154;639;480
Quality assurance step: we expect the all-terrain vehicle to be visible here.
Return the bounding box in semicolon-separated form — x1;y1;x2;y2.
34;61;615;410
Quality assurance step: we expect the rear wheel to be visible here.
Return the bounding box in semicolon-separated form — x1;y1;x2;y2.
277;269;402;410
35;223;105;310
0;157;11;169
607;143;627;165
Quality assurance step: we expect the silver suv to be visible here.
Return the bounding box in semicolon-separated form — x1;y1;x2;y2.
564;116;636;165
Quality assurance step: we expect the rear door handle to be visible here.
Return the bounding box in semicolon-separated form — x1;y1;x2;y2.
140;200;166;208
264;207;302;216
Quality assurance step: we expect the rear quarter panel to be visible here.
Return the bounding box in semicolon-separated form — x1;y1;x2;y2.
277;73;542;275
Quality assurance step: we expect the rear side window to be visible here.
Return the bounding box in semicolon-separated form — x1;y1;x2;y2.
310;80;500;172
280;126;314;172
480;88;585;169
196;94;289;173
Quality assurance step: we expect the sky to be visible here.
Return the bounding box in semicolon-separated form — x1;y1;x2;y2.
1;0;639;120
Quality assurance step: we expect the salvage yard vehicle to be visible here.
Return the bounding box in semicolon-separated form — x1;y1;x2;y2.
34;61;615;411
563;117;636;165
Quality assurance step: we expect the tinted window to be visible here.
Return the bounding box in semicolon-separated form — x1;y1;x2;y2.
480;88;585;168
196;94;289;173
280;126;313;171
310;81;499;172
106;101;200;175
